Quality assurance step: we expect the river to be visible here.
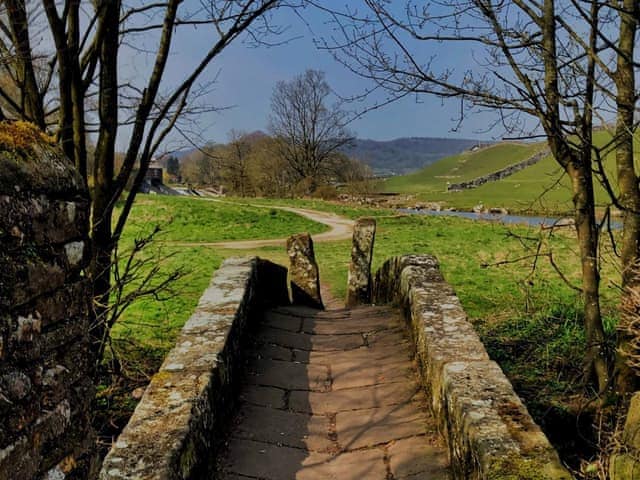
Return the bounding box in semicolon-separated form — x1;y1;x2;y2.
399;208;622;229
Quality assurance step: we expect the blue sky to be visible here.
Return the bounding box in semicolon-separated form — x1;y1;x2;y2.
120;2;499;148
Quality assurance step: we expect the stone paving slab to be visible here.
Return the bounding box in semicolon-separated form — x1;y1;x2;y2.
221;438;331;479
259;327;366;352
238;385;285;409
389;436;450;479
301;315;395;335
265;312;303;332
289;382;422;414
330;360;412;390
217;305;450;479
247;359;330;391
233;405;333;451
336;403;428;449
255;343;292;362
294;343;409;365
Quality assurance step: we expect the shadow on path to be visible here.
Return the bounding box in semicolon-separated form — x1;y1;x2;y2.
215;304;450;479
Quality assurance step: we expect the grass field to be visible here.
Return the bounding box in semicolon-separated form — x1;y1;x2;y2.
124;195;328;241
110;195;327;349
96;196;333;444
382;142;542;194
380;131;637;215
224;196;391;219
112;194;622;360
100;194;624;474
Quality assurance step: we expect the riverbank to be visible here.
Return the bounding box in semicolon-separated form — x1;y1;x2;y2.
399;207;623;230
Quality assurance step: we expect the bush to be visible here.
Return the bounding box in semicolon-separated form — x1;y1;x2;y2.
312;184;339;200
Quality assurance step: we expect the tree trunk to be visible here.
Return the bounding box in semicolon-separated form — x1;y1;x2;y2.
89;0;121;366
5;0;45;128
613;0;640;394
567;161;609;392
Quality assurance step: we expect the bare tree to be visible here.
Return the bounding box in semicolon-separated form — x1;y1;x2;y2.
314;0;618;391
269;69;353;191
0;0;285;368
222;130;253;196
610;0;640;394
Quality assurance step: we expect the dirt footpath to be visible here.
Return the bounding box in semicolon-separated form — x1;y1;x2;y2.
169;203;355;249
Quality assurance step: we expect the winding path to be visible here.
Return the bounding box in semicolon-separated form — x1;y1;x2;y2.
168;202;355;249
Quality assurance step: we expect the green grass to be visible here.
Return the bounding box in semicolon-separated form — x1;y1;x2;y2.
382;142;542;195
95;195;334;445
108;195;329;354
115;195;620;348
379;130;640;215
223;196;391;219
124;195;328;242
103;196;622;474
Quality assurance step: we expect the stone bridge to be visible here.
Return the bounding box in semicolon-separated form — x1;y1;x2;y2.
0;143;573;479
98;250;571;479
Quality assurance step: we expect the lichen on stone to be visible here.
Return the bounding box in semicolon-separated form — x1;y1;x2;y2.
0;121;55;154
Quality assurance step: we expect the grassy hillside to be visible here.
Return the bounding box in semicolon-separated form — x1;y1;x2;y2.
382;142;543;194
380;131;633;214
342;136;481;175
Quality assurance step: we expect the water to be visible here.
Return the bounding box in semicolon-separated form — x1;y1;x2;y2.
399;208;622;229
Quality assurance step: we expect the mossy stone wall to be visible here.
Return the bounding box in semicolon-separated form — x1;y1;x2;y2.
0;136;95;480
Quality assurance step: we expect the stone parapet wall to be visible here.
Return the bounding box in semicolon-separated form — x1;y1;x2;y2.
99;257;289;480
0;139;94;479
447;149;549;191
373;255;572;479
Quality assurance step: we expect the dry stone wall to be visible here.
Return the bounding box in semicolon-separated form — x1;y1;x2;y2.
0;140;95;480
447;149;550;191
373;255;573;479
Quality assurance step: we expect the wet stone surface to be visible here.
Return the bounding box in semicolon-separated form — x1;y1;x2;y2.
217;305;450;480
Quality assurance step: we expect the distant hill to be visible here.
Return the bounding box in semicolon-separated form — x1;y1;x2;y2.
341;137;485;176
164;134;485;176
377;136;621;214
382;142;541;194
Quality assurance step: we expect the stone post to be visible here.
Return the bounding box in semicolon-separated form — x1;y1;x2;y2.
286;233;323;309
346;217;376;307
0;130;95;480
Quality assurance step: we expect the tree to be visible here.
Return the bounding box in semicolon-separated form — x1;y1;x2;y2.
610;0;640;394
221;130;253;196
269;69;353;191
166;156;180;178
328;153;373;185
179;144;222;186
0;0;283;368
246;134;295;197
316;0;621;391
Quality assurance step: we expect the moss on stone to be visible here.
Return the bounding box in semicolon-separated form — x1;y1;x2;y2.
0;123;83;195
0;121;54;152
486;454;573;480
179;438;197;478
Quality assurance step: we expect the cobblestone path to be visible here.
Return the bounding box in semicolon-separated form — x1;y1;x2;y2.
217;305;450;479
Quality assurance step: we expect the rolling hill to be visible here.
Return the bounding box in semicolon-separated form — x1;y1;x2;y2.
379;131;633;214
382;143;543;193
170;135;483;176
342;137;483;175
